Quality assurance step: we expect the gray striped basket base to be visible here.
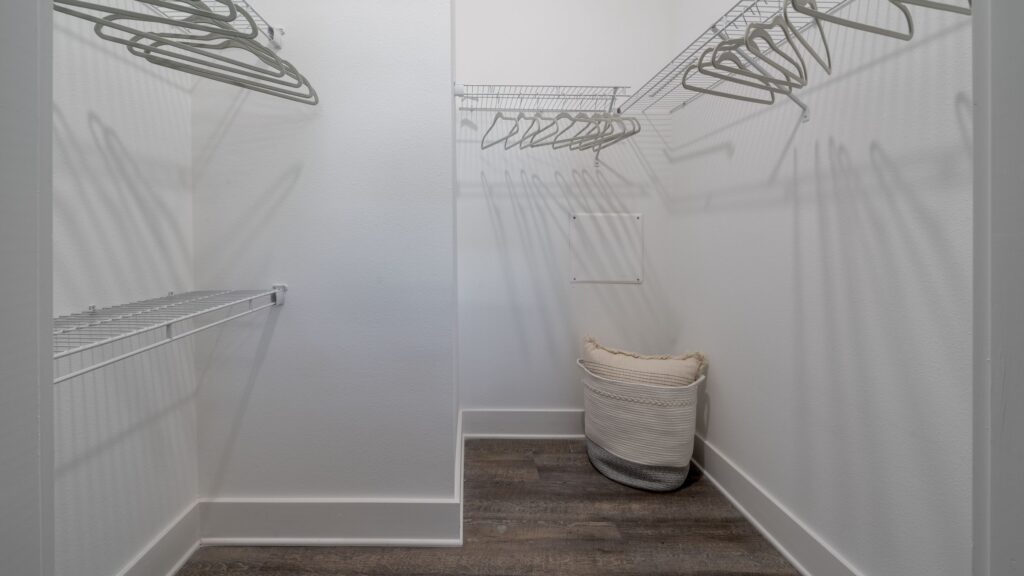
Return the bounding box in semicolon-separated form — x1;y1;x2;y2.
586;439;690;492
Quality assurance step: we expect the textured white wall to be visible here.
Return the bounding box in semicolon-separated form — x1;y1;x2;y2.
192;0;458;499
0;1;54;575
454;0;716;412
52;2;198;574
455;0;703;90
670;4;973;576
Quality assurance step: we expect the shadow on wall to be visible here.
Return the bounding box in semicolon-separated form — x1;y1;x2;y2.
193;305;281;498
666;17;971;212
197;164;304;280
54;333;199;576
53;108;192;311
673;8;973;572
456;110;693;409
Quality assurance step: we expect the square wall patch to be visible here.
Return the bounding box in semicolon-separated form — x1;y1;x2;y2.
570;213;644;284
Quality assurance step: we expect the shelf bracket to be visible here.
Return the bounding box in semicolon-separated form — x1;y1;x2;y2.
272;284;288;306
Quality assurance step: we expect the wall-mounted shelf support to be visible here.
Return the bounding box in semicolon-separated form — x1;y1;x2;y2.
53;287;286;385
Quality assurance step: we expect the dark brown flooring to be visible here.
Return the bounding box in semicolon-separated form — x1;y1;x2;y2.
178;439;797;575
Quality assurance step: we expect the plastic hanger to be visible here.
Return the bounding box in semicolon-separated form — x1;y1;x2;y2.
504;113;530;150
97;15;298;87
526;113;573;149
99;12;314;102
481;113;520;150
54;0;318;105
577;115;618;151
129;29;319;103
784;0;833;75
511;114;544;149
137;0;240;23
898;0;971;16
130;34;306;89
569;115;610;151
700;42;792;95
683;48;777;105
583;116;631;152
791;0;914;41
708;39;799;95
54;0;260;40
552;114;597;150
745;16;809;89
587;115;640;152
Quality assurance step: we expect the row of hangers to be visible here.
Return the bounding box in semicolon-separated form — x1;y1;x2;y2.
481;112;641;154
54;0;319;105
682;0;971;106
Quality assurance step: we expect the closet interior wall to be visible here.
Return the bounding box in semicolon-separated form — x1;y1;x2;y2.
667;3;973;576
52;1;197;574
454;0;722;425
52;0;458;572
191;0;458;506
458;1;972;575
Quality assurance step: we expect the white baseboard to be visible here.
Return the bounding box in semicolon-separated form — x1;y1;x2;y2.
119;503;201;576
462;409;585;438
111;418;856;576
693;436;863;576
197;498;463;547
117;417;466;574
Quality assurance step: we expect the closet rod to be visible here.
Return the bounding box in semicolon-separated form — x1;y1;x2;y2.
53;286;286;385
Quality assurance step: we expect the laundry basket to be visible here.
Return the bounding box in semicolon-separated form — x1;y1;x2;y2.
579;359;705;492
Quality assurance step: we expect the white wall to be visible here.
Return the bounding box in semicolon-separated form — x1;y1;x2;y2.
192;0;458;500
454;0;713;414
51;2;199;574
670;4;973;576
975;0;1024;573
0;1;54;575
455;0;708;90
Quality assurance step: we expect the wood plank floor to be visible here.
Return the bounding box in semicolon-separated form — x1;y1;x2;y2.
177;439;797;575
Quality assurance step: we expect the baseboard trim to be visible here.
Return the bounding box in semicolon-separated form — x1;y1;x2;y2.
462;409;585;438
693;436;863;576
119;502;201;576
197;498;462;547
114;418;854;573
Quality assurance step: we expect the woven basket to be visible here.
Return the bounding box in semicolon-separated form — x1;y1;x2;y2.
579;359;704;492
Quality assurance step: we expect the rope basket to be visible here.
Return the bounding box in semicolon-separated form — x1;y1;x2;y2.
579;359;704;492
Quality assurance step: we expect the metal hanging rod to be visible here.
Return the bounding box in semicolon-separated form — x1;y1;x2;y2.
456;84;630;114
53;286;287;385
618;0;854;115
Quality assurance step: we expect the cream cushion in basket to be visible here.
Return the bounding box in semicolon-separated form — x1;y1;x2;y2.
582;337;706;387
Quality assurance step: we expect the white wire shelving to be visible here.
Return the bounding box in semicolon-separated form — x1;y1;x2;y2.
147;0;279;47
456;85;631;114
53;286;286;385
618;0;853;116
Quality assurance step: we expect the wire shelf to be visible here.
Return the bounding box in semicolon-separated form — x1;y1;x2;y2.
147;0;278;46
619;0;853;114
53;287;285;384
457;85;630;114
